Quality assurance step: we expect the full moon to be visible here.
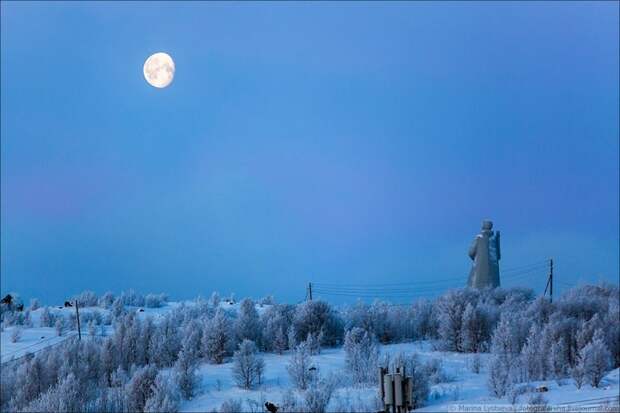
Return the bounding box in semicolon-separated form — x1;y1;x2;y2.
143;52;175;88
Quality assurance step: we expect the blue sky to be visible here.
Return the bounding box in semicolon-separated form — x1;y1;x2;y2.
1;2;618;305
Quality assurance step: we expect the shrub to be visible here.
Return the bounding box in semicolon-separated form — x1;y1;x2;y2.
232;339;265;389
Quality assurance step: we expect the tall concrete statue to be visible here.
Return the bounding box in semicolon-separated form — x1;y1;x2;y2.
467;220;500;289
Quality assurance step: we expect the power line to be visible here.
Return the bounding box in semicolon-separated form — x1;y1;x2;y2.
313;259;549;289
311;259;552;302
314;269;547;294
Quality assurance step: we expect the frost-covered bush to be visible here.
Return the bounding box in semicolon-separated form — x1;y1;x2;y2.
508;384;534;405
202;309;232;364
331;390;383;413
73;291;98;307
29;298;40;311
435;289;479;352
579;330;611;388
305;331;322;355
232;339;264;389
11;327;22;343
304;375;336;413
111;298;124;318
550;337;568;382
54;318;65;336
120;289;145;307
343;327;379;385
279;389;303;413
259;295;275;306
98;292;114;309
145;371;181;412
292;300;343;347
219;398;243;413
424;358;452;384
287;341;313;390
210;291;221;308
488;354;512;398
87;320;96;337
461;302;496;353
39;307;53;328
145;293;168;308
261;304;294;353
22;373;81;413
468;353;483;374
125;364;158;412
23;310;33;328
236;298;260;344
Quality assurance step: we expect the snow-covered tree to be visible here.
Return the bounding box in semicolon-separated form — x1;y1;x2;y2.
10;356;47;410
11;327;22;343
305;332;321;355
101;338;116;387
550;337;568;383
202;309;232;364
236;298;260;344
521;326;544;381
175;324;202;398
98;291;115;309
261;304;294;353
111;366;129;388
579;330;612;388
571;362;585;389
23;373;81;413
488;354;511;398
149;315;181;367
435;289;474;352
303;375;336;413
39;307;53;327
461;302;495;353
287;341;313;390
125;364;158;412
74;290;99;307
54;318;65;337
111;298;124;318
273;327;288;355
29;298;40;311
145;293;168;308
144;371;181;412
259;295;275;306
525;296;555;327
287;324;298;351
210;292;221;308
293;300;343;347
231;339;265;389
343;327;379;385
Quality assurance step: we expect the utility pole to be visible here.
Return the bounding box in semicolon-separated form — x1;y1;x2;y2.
549;258;553;304
307;282;313;301
75;299;82;341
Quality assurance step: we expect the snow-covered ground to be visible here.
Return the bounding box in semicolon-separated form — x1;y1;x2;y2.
3;302;619;412
182;341;620;412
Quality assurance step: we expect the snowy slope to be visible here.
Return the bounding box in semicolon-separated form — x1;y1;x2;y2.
181;341;620;412
0;300;270;364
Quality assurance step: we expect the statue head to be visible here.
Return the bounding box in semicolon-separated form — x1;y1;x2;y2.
481;220;493;231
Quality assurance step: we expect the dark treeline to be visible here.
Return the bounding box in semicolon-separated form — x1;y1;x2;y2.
0;284;618;412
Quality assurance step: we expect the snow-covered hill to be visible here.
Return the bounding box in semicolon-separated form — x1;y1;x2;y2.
180;341;620;412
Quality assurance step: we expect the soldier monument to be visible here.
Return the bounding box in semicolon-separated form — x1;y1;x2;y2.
467;219;501;289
